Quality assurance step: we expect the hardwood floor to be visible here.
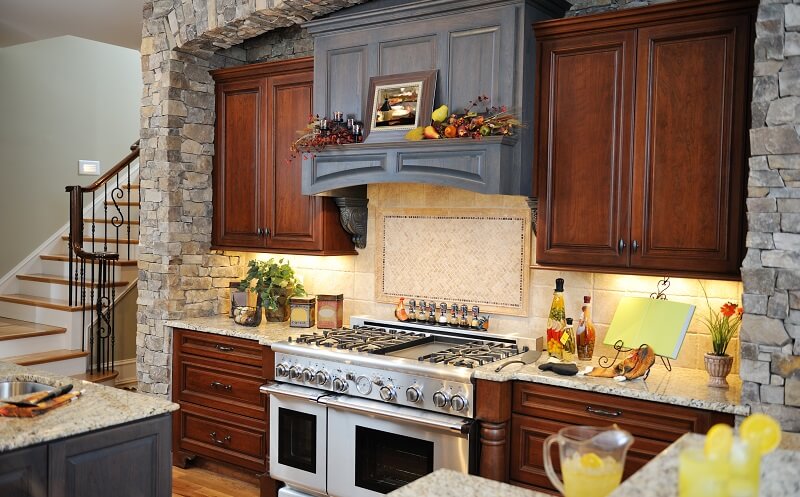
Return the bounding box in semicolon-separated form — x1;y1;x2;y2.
172;466;260;497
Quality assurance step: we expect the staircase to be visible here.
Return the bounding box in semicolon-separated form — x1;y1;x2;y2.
0;143;140;385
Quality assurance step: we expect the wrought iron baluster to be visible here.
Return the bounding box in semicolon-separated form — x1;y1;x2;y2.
103;183;108;252
110;260;116;373
89;258;95;373
127;165;132;260
91;191;96;254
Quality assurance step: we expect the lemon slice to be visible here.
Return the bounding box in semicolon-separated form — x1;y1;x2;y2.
740;413;782;456
580;452;604;469
705;423;733;459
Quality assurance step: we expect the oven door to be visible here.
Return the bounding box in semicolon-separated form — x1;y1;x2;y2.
263;383;328;497
322;395;471;497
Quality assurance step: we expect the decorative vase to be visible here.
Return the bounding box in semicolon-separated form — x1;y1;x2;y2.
265;293;291;322
704;353;734;388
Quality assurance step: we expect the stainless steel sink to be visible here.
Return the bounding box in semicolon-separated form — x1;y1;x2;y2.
0;381;54;398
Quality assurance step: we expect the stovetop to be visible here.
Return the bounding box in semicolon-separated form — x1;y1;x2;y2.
289;326;431;354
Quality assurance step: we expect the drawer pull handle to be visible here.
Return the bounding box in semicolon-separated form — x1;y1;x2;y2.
586;406;622;417
209;431;232;445
210;381;233;391
215;345;235;352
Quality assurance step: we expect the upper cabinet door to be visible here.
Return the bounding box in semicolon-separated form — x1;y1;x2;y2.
536;30;636;268
631;16;750;274
266;69;323;251
213;78;268;249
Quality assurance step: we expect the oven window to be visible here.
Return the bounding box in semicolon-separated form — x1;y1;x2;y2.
278;407;317;473
354;426;434;493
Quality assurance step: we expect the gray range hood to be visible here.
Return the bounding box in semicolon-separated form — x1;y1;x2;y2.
300;0;569;199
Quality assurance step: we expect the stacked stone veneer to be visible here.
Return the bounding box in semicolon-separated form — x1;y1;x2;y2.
136;0;363;395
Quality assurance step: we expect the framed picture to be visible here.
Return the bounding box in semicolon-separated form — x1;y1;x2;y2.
363;70;437;143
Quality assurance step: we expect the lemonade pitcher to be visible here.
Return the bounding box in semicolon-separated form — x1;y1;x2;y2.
543;425;633;497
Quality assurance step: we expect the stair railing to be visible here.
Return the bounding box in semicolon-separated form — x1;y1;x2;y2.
66;141;140;375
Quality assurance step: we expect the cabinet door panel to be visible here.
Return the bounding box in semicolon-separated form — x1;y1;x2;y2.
213;79;267;249
0;445;47;497
324;46;367;122
448;26;501;113
631;16;749;274
267;70;323;251
536;31;635;268
379;36;437;75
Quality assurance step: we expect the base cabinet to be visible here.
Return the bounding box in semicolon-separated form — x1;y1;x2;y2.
0;414;171;497
172;328;278;496
508;383;734;494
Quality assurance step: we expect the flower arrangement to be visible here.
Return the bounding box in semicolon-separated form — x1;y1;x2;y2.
404;95;521;141
289;115;361;160
699;284;743;356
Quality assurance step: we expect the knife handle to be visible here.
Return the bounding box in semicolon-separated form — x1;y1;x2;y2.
39;384;74;404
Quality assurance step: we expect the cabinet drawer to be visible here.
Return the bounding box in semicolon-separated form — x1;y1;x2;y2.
177;356;266;420
512;383;732;443
175;328;265;368
510;413;663;491
177;403;267;472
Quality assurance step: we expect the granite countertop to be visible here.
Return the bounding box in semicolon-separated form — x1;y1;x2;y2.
387;469;549;497
165;315;299;345
474;358;749;416
612;433;800;497
0;361;178;453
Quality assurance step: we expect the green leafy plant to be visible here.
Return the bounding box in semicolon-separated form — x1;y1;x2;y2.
699;282;743;356
239;258;306;311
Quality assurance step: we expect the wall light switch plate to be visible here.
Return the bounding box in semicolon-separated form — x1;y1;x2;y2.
78;160;100;176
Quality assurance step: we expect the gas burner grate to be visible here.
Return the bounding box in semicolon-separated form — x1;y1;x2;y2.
418;341;523;368
289;326;431;353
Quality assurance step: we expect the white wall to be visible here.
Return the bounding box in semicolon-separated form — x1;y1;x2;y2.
0;35;141;276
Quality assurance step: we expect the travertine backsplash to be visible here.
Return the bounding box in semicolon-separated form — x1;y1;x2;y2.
231;183;743;373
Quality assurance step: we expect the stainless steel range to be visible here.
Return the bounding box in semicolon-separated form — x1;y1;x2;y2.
261;316;539;497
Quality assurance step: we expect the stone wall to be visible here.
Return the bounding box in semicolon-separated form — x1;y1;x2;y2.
741;1;800;430
137;0;364;395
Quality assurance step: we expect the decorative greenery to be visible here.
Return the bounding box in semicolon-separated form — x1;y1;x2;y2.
405;95;521;141
699;282;743;356
239;258;306;311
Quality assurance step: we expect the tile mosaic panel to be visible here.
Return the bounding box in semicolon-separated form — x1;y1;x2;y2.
376;208;531;316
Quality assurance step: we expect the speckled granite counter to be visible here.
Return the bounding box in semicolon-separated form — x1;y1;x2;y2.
0;361;177;453
612;433;800;497
165;315;298;345
387;469;548;497
474;359;749;416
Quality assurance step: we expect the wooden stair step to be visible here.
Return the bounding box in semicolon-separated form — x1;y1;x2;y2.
105;200;139;207
61;235;138;244
5;349;89;366
83;218;140;225
122;184;139;190
40;254;138;266
17;274;129;287
0;317;66;341
0;294;90;312
72;369;119;383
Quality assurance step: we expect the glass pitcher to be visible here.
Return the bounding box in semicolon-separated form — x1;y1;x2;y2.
543;425;634;497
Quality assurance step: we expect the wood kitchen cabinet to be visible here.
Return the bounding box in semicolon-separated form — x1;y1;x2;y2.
534;0;756;278
211;58;355;255
507;383;734;494
172;328;278;496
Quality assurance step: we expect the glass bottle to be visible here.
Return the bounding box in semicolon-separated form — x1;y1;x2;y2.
562;317;576;362
459;305;469;328
546;278;567;359
408;299;417;322
449;304;459;327
418;300;427;322
427;302;437;324
438;303;449;325
470;305;480;329
576;296;597;361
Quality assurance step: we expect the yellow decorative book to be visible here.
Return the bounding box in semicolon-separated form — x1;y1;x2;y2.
604;297;695;359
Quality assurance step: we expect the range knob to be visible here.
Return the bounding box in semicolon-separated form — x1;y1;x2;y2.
451;394;468;412
302;368;315;383
315;370;330;386
275;363;290;377
432;390;450;408
332;377;348;393
289;366;302;380
405;386;422;403
379;385;396;401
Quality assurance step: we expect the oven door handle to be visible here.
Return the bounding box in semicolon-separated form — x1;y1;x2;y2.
260;382;325;402
320;396;472;435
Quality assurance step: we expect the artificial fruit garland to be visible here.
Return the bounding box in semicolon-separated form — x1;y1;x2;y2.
405;95;521;141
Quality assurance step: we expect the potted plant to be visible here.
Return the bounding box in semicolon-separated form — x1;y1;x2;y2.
699;283;743;388
239;258;306;322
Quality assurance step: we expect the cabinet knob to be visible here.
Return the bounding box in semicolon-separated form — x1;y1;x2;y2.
618;239;626;254
265;227;270;237
257;228;264;236
632;240;639;253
